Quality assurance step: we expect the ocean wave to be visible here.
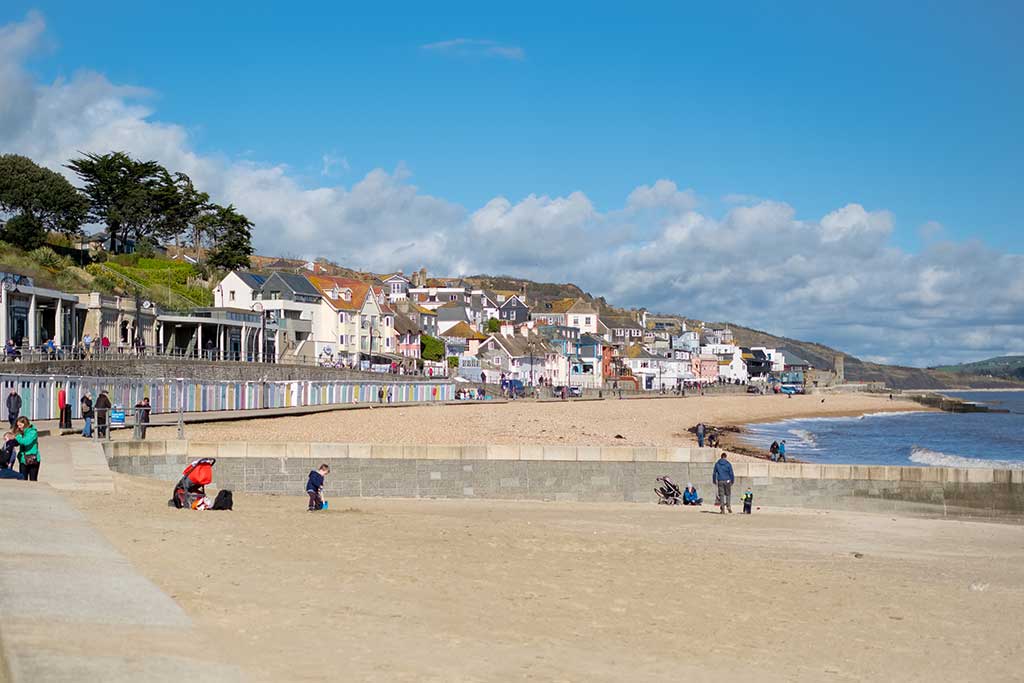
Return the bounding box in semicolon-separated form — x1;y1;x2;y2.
909;447;1024;470
788;428;818;448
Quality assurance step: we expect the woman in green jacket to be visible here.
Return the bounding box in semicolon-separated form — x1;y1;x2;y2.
14;416;39;481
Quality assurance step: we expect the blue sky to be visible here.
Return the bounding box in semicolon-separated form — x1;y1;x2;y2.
8;1;1022;249
1;3;1022;365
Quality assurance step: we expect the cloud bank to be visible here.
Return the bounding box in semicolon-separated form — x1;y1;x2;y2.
1;13;1021;366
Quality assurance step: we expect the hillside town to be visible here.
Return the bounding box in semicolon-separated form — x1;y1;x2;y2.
0;251;822;393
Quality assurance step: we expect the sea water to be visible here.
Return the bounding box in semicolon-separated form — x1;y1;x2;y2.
740;390;1024;468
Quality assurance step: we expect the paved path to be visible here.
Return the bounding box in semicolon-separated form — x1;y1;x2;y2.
34;436;113;492
0;482;242;682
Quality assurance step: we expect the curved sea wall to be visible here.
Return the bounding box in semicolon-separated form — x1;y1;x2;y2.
105;441;1024;519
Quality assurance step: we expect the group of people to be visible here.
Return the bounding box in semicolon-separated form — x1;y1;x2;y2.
712;452;754;514
694;422;720;448
769;440;787;462
2;391;39;481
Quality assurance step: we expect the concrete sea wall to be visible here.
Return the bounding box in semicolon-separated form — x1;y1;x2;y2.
105;441;1024;519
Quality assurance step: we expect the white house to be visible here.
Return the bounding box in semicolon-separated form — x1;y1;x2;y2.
703;343;748;383
307;276;395;364
622;344;694;390
213;271;265;310
379;272;412;303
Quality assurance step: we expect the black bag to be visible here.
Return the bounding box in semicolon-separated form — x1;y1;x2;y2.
211;489;233;511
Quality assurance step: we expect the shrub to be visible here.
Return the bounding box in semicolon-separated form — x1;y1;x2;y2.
28;246;73;270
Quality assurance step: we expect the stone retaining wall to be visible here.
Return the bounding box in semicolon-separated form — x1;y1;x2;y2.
105;441;1024;518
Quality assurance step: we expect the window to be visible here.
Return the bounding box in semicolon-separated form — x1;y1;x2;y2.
450;294;457;301
229;290;236;302
385;337;392;348
338;312;347;324
571;316;578;326
585;316;591;325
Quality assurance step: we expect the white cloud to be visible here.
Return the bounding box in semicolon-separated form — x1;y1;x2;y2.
320;153;349;177
1;13;1022;366
421;38;525;61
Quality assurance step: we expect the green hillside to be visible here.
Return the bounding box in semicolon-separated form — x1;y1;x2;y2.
934;356;1024;380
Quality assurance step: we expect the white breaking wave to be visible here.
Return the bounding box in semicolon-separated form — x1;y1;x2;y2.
788;428;819;449
909;447;1024;470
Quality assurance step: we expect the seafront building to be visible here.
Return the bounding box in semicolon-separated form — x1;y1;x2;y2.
0;262;801;390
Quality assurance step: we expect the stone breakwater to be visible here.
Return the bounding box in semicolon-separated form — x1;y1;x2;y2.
106;440;1024;519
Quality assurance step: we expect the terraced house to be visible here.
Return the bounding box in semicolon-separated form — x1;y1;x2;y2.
307;276;395;365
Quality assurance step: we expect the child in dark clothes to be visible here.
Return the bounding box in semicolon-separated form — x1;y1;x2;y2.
306;463;330;511
2;432;17;469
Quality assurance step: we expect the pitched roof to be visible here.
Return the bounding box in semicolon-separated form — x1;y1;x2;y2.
307;275;374;312
484;333;554;358
604;315;643;330
566;299;597;315
393;313;420;336
624;343;660;359
269;272;321;297
441;321;487;341
437;305;470;322
538;297;576;314
232;271;266;289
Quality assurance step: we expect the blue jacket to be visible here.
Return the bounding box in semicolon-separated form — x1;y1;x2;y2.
779;442;787;455
683;487;700;503
712;458;734;483
305;470;324;493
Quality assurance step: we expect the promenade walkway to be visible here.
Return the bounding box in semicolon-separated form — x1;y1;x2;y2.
0;481;242;681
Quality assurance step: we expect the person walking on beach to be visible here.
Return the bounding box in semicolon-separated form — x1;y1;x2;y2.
769;440;779;461
712;452;734;514
6;388;22;429
696;422;706;448
778;440;787;463
13;416;40;481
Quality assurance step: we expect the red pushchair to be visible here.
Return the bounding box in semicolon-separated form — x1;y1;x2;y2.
169;458;216;509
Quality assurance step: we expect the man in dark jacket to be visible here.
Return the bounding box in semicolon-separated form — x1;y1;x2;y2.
94;390;112;438
712;452;735;514
6;389;21;429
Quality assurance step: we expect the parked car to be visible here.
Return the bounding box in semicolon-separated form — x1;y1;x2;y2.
551;385;583;398
746;385;761;394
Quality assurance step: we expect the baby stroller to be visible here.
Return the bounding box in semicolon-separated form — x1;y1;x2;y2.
654;476;682;505
169;458;216;509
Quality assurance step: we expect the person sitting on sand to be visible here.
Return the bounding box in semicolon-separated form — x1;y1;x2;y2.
683;483;702;506
2;432;17;470
306;463;330;511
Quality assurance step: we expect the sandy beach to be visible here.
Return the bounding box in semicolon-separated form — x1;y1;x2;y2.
145;393;926;448
69;474;1024;682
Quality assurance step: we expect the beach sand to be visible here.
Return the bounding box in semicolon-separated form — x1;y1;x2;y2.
70;474;1024;682
144;393;926;448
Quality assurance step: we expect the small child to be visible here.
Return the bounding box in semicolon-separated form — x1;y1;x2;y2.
306;463;330;511
2;432;16;469
742;487;754;514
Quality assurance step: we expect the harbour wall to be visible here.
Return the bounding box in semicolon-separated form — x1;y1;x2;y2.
105;441;1024;519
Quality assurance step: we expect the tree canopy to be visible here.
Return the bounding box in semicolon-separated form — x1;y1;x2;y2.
0;154;88;249
205;204;255;270
66;151;168;254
